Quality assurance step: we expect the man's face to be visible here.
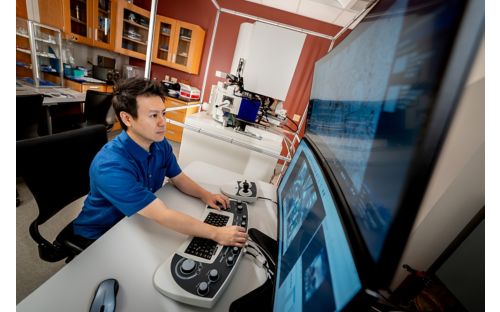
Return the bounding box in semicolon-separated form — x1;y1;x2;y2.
123;95;166;150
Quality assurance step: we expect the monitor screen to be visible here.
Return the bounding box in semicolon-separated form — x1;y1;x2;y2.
306;0;482;282
273;139;362;312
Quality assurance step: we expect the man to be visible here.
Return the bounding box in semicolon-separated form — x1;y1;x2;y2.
72;78;248;249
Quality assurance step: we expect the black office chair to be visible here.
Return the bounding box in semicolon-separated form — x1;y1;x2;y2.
16;94;45;140
16;125;108;262
82;90;115;129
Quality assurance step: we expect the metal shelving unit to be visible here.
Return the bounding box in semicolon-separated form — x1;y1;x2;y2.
16;17;64;88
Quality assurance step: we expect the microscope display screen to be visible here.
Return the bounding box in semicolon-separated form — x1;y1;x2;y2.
274;139;362;312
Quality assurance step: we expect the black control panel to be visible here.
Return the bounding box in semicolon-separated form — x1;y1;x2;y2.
169;200;248;298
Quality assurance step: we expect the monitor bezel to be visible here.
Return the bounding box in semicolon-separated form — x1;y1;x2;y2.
303;0;484;288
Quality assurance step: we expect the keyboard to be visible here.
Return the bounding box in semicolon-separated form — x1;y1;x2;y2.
153;200;249;308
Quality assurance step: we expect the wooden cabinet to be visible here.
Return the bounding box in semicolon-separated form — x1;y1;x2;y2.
115;0;150;60
153;18;205;74
62;0;116;50
164;98;199;143
38;0;66;31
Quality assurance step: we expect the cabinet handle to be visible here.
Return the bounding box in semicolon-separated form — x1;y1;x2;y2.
88;86;100;89
95;28;98;41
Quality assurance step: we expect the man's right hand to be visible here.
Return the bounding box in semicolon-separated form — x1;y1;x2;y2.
213;225;248;247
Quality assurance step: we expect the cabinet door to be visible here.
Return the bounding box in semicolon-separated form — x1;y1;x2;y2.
152;16;176;67
92;0;116;50
64;0;94;45
115;0;150;60
170;21;205;75
38;0;65;31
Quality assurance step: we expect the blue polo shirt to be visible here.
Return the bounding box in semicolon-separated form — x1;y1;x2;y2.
73;131;182;239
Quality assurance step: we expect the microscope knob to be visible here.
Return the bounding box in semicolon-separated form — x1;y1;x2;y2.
197;282;209;296
208;269;219;282
180;259;196;274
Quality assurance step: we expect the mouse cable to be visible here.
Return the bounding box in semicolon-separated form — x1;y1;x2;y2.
257;196;277;205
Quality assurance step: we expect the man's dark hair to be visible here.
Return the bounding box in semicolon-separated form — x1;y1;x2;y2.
112;78;166;130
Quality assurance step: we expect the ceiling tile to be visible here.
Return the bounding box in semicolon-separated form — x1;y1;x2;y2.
261;0;301;13
298;0;342;24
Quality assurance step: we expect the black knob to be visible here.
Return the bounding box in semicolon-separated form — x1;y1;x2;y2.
208;269;219;282
232;246;239;254
241;221;247;227
243;180;250;192
237;204;243;211
180;259;196;274
227;255;235;265
197;282;209;296
242;214;247;220
237;200;242;205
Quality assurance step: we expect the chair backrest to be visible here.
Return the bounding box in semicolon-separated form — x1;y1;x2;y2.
16;94;44;140
16;125;108;225
84;90;114;127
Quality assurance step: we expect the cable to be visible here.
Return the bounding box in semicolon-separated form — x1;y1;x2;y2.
257;196;277;205
247;238;276;268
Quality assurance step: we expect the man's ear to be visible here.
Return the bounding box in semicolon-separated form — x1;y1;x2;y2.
120;111;133;127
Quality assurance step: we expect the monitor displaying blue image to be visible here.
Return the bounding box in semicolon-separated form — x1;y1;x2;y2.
273;139;362;312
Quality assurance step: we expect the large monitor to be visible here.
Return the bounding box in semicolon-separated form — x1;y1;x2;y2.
305;0;483;288
274;138;363;311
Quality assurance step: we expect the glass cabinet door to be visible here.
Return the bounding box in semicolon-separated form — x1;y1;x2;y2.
174;26;192;67
157;21;173;61
69;0;90;38
94;0;112;46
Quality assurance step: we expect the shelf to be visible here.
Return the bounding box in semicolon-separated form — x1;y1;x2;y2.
16;32;29;39
71;16;87;25
16;47;31;54
123;36;146;45
177;52;188;57
17;32;57;44
124;19;149;30
98;8;110;14
158;48;169;52
180;36;191;42
160;31;171;37
36;52;57;59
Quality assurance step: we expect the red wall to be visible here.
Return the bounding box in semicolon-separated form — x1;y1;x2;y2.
131;0;348;122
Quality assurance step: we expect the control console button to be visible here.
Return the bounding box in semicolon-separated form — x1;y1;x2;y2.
242;214;247;220
232;247;239;254
208;269;219;282
180;259;196;274
241;221;247;227
227;255;235;266
197;281;209;296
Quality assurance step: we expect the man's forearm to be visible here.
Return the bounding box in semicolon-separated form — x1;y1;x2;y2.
138;198;216;240
170;173;211;202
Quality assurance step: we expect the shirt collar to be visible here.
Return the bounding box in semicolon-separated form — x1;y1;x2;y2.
117;131;157;161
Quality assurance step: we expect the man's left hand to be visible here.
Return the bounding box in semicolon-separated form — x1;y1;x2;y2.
203;193;230;210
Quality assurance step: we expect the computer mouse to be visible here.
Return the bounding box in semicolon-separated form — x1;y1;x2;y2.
89;278;119;312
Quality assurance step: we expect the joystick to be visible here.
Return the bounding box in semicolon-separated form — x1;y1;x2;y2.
220;179;258;203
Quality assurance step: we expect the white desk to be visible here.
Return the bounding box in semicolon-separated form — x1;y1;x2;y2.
178;112;284;183
17;161;278;312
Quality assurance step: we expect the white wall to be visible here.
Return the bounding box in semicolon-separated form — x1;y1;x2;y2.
391;37;485;289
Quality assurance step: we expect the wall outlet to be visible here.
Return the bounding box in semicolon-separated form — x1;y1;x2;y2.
293;114;301;122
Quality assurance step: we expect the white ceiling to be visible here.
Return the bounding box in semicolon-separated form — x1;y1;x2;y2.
245;0;372;28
